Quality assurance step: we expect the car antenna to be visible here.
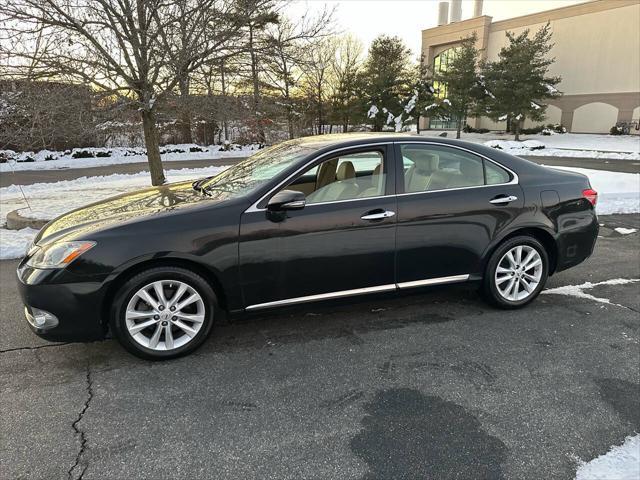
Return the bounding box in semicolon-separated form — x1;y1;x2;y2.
8;159;32;211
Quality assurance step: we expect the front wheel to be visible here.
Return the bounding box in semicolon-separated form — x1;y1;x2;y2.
110;267;217;360
482;236;549;309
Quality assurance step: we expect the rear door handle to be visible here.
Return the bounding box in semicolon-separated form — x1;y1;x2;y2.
361;210;396;221
489;195;518;205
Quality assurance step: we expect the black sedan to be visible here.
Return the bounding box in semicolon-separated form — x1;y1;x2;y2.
17;134;599;359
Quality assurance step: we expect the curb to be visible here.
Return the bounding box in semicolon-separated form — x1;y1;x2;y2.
6;209;48;231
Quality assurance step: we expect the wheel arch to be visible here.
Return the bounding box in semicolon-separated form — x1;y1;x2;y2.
100;257;229;328
483;227;559;276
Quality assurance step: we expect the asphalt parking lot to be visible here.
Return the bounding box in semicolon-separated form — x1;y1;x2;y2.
1;214;638;480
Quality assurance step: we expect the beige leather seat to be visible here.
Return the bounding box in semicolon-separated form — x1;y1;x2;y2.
447;159;484;188
404;151;439;192
358;163;384;198
307;160;359;203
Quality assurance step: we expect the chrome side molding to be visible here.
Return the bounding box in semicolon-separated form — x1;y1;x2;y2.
396;274;469;289
245;274;470;311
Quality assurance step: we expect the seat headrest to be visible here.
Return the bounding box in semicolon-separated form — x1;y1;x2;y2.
336;161;356;180
405;150;439;174
372;163;382;176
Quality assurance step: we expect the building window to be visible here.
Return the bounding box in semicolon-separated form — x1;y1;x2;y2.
429;47;463;130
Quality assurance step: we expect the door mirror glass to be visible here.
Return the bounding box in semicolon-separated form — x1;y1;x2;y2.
267;189;306;211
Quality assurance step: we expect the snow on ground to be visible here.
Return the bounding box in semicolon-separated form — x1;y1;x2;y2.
0;165;228;260
575;434;640;480
542;166;640;215
542;278;640;308
615;227;638;235
0;228;40;260
419;132;640;159
0;144;256;172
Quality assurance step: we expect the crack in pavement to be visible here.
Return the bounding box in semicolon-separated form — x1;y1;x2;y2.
68;365;94;480
0;342;71;354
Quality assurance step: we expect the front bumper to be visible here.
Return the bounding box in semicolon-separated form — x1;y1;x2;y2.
16;263;108;342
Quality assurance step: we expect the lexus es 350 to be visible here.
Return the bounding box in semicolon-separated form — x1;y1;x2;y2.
17;134;599;359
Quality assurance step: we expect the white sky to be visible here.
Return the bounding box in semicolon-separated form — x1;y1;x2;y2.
288;0;587;58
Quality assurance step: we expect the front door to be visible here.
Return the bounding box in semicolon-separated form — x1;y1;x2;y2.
394;142;524;286
239;145;397;309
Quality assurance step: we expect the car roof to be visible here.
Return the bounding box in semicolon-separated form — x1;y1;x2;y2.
289;133;546;176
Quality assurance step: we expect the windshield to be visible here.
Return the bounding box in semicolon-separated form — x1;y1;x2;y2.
201;141;315;197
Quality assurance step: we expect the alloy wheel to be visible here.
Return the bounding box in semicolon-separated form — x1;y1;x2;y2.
124;280;206;351
494;245;543;302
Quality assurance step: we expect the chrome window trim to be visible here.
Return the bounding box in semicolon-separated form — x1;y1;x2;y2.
243;140;519;213
245;142;392;213
245;274;471;311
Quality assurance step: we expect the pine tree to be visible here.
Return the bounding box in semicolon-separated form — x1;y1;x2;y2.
405;57;436;134
481;23;561;141
361;35;414;132
431;33;482;139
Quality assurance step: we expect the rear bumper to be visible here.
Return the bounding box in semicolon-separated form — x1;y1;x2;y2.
16;263;108;342
555;210;599;273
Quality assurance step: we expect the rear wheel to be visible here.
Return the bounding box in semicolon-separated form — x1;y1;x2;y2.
483;236;549;309
110;267;217;360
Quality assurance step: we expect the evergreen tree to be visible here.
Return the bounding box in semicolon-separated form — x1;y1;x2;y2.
481;23;561;140
405;57;436;134
361;35;414;131
432;33;482;139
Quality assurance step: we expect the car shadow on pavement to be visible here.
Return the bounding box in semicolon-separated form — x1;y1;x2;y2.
351;388;508;479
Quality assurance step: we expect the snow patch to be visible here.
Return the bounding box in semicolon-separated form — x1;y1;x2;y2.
575;434;640;480
367;105;379;119
542;278;640;308
614;227;637;235
0;227;40;260
0;144;256;172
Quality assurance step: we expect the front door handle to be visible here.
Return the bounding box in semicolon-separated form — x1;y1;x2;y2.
489;195;518;205
361;210;396;221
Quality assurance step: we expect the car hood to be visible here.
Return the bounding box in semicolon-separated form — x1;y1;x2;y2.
35;180;227;245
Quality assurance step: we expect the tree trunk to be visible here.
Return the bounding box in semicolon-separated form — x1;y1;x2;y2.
514;120;521;141
416;115;421;134
456;116;462;139
177;75;192;144
141;109;165;186
249;25;266;144
219;62;230;143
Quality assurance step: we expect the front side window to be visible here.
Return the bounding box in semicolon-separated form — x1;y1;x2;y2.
401;144;510;193
285;150;386;205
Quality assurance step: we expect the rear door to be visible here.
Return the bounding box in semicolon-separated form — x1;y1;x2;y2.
238;144;397;309
394;142;524;286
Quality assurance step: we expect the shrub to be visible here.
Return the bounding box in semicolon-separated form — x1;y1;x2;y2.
463;124;490;134
520;125;544;135
189;146;204;153
610;125;624;135
72;150;95;158
95;151;111;157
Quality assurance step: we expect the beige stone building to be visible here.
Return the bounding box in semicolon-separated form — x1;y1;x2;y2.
421;0;640;134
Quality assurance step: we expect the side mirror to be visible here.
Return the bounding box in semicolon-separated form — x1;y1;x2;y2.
267;189;306;211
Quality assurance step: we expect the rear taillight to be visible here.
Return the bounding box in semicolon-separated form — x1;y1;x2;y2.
582;188;598;206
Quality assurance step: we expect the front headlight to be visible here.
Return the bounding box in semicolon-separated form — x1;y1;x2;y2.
26;241;96;269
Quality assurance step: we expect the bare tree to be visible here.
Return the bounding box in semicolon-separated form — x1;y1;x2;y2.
329;35;364;133
0;0;242;185
262;11;334;139
300;38;337;135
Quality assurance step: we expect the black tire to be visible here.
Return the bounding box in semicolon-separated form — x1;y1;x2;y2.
482;236;549;309
110;267;217;360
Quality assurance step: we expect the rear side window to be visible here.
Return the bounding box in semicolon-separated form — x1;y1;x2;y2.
485;161;511;185
400;144;511;193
